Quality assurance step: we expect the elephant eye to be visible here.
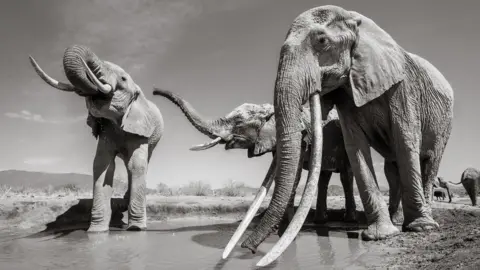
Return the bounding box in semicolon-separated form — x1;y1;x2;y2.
121;76;127;82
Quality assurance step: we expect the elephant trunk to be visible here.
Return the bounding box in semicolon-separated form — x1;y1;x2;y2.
240;46;324;265
152;88;230;140
62;45;106;95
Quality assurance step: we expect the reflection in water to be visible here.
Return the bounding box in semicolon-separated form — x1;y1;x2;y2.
0;220;391;270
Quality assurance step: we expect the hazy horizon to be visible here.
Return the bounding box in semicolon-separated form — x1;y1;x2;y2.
0;0;478;189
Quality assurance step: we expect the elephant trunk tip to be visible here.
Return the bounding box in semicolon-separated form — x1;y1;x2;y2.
240;241;257;254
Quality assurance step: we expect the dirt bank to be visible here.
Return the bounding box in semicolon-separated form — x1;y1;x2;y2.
380;202;480;269
1;194;479;269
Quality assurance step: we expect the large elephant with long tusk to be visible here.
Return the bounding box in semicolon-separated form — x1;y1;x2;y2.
151;88;360;224
218;5;453;267
152;89;405;259
29;45;164;232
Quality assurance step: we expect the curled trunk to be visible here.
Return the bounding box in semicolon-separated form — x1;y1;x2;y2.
152;88;230;140
63;45;105;95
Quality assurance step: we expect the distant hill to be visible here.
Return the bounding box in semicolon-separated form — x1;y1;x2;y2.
0;170;92;190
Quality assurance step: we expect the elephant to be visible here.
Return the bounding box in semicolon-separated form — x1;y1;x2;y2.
433;190;446;201
230;5;454;266
433;176;453;203
29;45;164;232
447;168;479;206
151;89;359;224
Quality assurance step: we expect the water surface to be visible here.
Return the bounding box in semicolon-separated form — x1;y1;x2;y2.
0;220;392;270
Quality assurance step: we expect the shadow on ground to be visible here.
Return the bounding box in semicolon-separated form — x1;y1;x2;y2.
27;198;128;238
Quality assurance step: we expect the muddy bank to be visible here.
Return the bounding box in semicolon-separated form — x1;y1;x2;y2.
380;206;480;269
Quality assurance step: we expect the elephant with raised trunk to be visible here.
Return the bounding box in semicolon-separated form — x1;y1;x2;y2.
227;5;453;267
29;45;164;232
152;89;360;225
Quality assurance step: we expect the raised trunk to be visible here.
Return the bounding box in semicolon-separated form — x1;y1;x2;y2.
241;49;313;252
63;45;105;95
152;88;230;140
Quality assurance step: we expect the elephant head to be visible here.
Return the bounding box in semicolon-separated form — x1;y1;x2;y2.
29;45;155;138
234;5;407;266
152;88;339;156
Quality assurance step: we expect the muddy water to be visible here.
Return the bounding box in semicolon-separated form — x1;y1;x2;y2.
0;220;393;270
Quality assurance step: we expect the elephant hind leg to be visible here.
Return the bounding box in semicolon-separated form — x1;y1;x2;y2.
313;171;333;224
463;179;478;206
340;168;357;223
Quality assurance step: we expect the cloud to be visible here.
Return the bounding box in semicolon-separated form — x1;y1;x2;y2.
53;0;262;69
23;157;62;166
4;110;85;124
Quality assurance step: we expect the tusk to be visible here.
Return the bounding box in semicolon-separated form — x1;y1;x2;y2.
80;57;112;94
29;56;76;92
222;155;276;259
256;92;323;267
189;137;222;151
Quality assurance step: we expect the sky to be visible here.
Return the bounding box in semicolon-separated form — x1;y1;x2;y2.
0;0;478;189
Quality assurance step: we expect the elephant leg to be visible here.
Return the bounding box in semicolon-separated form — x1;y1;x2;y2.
124;142;149;231
314;171;333;224
340;168;357;223
394;144;438;232
463;180;477;206
384;161;403;226
337;114;398;241
88;139;116;233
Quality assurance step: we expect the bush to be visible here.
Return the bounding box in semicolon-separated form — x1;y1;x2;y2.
217;179;246;197
179;180;212;196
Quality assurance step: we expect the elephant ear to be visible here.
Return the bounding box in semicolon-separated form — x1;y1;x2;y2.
348;12;406;107
253;112;277;156
121;92;155;138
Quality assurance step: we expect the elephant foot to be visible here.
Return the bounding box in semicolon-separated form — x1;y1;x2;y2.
126;225;147;231
313;211;328;224
390;211;404;226
402;216;439;232
87;223;110;233
361;221;399;241
127;220;147;231
343;210;357;223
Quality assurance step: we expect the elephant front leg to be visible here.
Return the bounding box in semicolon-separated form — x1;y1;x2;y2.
125;143;149;231
340;168;357;223
88;144;116;233
313;171;332;224
384;161;403;226
338;115;398;241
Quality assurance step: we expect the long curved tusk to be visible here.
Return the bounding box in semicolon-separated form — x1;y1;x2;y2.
222;155;277;259
29;56;76;92
80;57;112;94
189;137;222;151
256;92;323;267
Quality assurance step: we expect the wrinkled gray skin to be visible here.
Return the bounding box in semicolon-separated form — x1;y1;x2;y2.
29;45;164;232
151;89;370;225
433;190;446;201
433;177;453;203
443;168;480;206
238;5;453;255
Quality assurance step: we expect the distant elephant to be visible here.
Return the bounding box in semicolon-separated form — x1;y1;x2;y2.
433;190;446;201
152;89;358;225
29;45;164;232
231;5;454;267
448;168;479;206
433;176;453;203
